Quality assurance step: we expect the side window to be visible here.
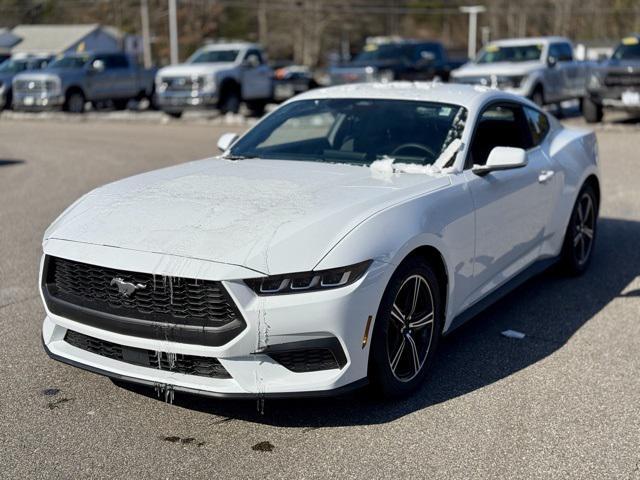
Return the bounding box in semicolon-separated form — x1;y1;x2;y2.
103;55;128;69
468;104;533;167
524;107;550;146
244;49;263;65
548;43;561;61
558;43;574;61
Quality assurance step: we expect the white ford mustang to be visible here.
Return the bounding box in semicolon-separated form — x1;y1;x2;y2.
40;83;600;399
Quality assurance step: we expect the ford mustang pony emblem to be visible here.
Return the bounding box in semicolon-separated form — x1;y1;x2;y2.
110;277;147;298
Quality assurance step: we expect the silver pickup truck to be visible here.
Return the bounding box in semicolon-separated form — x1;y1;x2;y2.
155;42;273;118
451;36;591;107
12;52;156;113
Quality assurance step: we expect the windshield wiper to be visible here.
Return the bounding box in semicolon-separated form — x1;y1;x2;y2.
222;154;257;160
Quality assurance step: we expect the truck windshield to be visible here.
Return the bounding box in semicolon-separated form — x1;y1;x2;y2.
476;44;543;63
229;98;467;166
612;42;640;60
48;56;89;69
189;50;240;63
0;59;28;73
354;44;408;62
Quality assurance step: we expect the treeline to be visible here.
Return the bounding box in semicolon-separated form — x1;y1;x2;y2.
1;0;639;65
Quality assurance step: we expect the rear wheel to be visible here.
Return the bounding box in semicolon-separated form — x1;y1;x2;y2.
246;99;267;117
368;257;443;398
165;111;182;119
582;97;603;123
560;184;598;275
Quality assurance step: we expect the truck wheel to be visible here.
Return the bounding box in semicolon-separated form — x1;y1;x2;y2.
531;86;544;107
246;100;266;117
1;88;12;110
218;88;240;114
582;97;603;123
166;111;182;119
64;90;85;114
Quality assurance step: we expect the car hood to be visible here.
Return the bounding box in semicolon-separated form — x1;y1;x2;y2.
45;158;450;275
13;69;66;81
157;63;235;77
452;61;543;77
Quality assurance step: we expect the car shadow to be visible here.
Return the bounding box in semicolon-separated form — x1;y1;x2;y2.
0;159;24;167
116;217;640;427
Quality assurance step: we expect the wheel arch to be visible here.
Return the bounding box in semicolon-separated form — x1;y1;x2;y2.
65;85;85;99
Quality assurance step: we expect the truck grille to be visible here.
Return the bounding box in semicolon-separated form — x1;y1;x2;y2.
161;75;203;92
604;72;640;87
65;330;231;379
42;256;246;346
14;79;50;94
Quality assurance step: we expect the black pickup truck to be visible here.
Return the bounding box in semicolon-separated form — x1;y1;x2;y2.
329;39;465;85
583;35;640;122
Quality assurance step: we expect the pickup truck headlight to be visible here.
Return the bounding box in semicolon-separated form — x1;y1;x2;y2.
588;71;603;89
44;78;60;94
201;75;216;92
497;75;525;88
244;260;372;295
375;69;395;83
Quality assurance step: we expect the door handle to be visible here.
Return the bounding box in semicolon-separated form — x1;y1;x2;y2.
538;170;555;183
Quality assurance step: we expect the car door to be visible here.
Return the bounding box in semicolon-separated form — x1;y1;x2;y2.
240;49;272;100
85;55;113;100
109;54;137;98
463;102;556;302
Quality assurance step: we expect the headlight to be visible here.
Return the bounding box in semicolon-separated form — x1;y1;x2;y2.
588;72;603;89
376;69;395;83
497;75;525;88
245;260;372;295
45;79;59;93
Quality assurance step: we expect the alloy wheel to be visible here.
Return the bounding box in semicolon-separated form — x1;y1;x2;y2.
387;274;435;382
573;192;595;266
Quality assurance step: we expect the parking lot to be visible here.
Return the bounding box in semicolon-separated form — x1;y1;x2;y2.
0;113;639;479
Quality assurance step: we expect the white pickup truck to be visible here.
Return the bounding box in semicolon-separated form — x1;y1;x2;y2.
155;42;273;118
451;36;591;107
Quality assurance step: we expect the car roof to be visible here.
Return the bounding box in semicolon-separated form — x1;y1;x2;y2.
491;36;571;46
200;42;258;51
289;82;524;111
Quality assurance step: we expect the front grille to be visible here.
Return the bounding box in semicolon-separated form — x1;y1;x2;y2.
161;76;202;92
65;330;231;378
269;349;340;373
604;72;640;87
43;256;246;346
14;79;47;93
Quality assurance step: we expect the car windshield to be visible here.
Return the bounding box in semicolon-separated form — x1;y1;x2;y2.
612;41;640;60
189;49;239;63
354;44;408;62
48;55;89;69
229;98;467;166
0;59;28;73
476;44;543;63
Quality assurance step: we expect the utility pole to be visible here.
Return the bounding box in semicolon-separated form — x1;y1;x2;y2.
258;0;268;46
168;0;179;64
460;5;486;59
140;0;152;68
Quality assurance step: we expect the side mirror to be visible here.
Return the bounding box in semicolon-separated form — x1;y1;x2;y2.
547;55;557;68
472;146;527;176
90;59;105;72
217;132;239;152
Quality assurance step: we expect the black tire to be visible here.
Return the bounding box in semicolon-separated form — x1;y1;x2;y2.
112;98;129;111
166;111;183;119
246;100;266;117
218;85;241;114
1;88;12;110
531;85;544;107
560;184;598;276
64;90;85;113
368;257;443;398
582;96;603;123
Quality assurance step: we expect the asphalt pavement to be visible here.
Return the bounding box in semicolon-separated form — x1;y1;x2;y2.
0;113;638;479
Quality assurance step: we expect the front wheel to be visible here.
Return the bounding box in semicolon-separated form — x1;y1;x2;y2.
64;90;85;113
530;86;545;107
368;257;443;398
582;97;603;123
560;184;598;275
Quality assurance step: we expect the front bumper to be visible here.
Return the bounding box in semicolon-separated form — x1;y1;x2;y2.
40;247;390;398
13;91;64;110
156;90;218;112
588;86;640;110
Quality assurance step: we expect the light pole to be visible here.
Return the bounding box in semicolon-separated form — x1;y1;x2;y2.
460;5;486;59
169;0;179;64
